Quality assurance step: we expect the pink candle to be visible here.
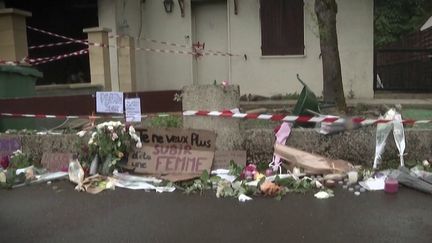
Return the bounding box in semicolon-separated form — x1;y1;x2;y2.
384;178;399;194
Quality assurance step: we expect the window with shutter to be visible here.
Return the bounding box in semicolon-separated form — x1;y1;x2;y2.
260;0;304;55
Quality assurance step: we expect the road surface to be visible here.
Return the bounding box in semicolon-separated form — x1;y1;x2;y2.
1;181;431;243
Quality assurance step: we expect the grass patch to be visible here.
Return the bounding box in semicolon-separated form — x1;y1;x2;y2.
402;108;432;129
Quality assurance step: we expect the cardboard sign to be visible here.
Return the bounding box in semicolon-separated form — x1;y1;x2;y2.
125;98;141;123
0;137;21;157
96;91;124;114
128;127;216;181
212;150;247;170
41;152;73;172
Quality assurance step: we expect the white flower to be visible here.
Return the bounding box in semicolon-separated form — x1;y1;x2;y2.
12;150;22;156
136;141;142;149
111;132;118;141
423;160;430;167
117;141;121;147
129;126;136;135
131;134;140;143
107;125;114;131
96;123;105;130
88;138;94;145
76;131;86;137
91;132;97;139
238;194;252;202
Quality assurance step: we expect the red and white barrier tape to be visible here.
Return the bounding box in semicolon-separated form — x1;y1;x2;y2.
136;47;195;56
29;49;89;65
112;34;241;57
1;111;427;126
28;26;108;48
182;110;424;125
140;37;190;49
29;40;85;50
29;26;241;57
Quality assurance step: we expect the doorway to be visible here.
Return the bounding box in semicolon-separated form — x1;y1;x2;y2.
191;0;229;85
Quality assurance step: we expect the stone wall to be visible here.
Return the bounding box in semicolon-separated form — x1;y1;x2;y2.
1;134;82;164
2;127;431;167
243;127;432;166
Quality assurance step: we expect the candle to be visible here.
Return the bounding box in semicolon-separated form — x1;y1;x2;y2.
347;171;358;184
384;177;399;194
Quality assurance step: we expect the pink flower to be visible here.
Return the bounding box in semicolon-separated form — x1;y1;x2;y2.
240;164;258;179
0;156;10;169
245;164;257;173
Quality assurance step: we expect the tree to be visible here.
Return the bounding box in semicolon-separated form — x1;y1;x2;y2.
314;0;346;112
375;0;432;47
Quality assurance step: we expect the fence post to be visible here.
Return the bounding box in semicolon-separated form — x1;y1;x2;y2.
117;35;136;92
83;27;112;91
0;8;31;62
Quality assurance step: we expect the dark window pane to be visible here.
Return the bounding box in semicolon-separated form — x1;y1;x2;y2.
260;0;304;55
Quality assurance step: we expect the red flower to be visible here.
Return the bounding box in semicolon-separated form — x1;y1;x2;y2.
0;156;10;169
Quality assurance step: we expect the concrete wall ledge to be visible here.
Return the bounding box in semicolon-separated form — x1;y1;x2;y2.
243;127;432;166
1;127;430;168
35;83;103;97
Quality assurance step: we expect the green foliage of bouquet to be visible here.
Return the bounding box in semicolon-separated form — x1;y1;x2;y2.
8;150;32;169
76;121;142;175
0;150;33;189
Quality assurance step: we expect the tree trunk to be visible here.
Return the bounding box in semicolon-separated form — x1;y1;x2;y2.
315;0;347;112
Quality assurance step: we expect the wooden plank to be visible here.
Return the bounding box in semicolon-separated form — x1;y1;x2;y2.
0;90;182;115
274;143;353;174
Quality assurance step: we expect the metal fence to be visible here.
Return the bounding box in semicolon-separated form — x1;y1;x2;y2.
375;48;432;91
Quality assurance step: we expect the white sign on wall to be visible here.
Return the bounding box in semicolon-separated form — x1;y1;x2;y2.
125;98;142;123
96;92;124;114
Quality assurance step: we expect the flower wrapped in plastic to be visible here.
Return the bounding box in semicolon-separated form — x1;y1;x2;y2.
76;121;141;176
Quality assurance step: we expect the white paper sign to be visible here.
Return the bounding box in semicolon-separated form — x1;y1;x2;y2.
96;92;124;114
125;98;142;122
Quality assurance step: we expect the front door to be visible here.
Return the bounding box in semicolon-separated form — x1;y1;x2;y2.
192;1;229;85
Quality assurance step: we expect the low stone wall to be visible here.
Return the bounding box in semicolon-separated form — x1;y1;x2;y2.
1;134;81;163
2;127;431;167
243;127;432;166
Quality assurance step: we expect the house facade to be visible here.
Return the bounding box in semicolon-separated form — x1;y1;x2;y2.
98;0;373;98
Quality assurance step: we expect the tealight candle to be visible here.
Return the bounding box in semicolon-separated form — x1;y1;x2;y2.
347;171;358;184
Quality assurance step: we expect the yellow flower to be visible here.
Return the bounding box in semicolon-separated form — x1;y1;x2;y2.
117;152;124;158
254;172;265;181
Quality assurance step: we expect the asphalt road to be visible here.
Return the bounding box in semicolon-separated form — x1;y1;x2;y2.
1;180;432;243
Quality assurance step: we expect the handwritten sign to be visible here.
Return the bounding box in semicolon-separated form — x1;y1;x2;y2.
212;150;247;170
41;152;73;172
96;91;124;114
128;127;216;181
125;98;141;123
0;137;21;157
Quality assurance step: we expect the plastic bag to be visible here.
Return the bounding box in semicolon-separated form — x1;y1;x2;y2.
68;159;85;191
373;108;406;169
392;113;405;167
269;122;292;173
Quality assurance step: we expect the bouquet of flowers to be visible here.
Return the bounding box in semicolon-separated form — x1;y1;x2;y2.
0;150;34;188
76;121;141;176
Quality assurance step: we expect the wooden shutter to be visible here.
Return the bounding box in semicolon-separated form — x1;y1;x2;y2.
260;0;304;55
